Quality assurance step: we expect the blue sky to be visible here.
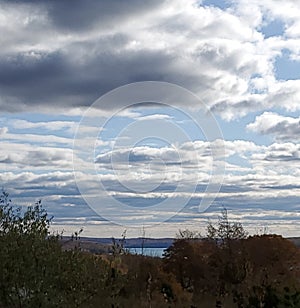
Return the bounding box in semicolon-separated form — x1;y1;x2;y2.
0;0;299;237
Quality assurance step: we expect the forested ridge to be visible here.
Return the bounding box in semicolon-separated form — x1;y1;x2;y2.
1;191;300;308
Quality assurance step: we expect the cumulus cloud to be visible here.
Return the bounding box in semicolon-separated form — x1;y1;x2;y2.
0;146;74;169
252;142;300;163
247;112;300;141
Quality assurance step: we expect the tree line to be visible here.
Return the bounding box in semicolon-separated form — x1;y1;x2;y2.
0;191;300;307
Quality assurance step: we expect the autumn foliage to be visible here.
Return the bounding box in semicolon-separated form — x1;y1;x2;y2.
1;193;300;307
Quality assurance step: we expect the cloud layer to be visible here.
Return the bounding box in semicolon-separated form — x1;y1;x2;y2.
0;0;299;236
0;0;299;119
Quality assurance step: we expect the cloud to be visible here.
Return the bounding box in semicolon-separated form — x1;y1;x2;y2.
0;127;8;135
247;112;300;141
250;143;300;174
0;147;74;168
1;0;299;118
11;119;76;132
1;132;72;146
93;140;299;194
1;111;298;214
0;0;299;236
45;0;164;33
1;136;299;235
134;114;173;121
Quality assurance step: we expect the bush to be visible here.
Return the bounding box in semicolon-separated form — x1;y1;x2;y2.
0;191;106;308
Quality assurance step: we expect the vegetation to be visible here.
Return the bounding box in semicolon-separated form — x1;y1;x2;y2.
0;191;106;307
1;191;300;307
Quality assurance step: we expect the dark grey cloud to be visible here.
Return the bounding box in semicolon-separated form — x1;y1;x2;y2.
46;0;162;32
0;0;173;112
0;46;184;111
3;0;163;32
0;52;73;111
0;0;286;117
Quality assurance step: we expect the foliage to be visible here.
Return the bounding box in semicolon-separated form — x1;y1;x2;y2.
1;192;300;307
0;191;106;308
176;228;201;239
207;208;248;245
163;209;300;307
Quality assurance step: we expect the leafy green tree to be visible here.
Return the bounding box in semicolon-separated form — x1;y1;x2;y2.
0;191;106;308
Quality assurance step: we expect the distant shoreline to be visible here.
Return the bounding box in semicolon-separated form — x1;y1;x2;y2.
64;236;174;248
61;236;300;249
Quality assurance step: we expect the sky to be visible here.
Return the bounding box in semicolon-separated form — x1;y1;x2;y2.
0;0;299;238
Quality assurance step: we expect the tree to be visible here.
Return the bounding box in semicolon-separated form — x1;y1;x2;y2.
207;208;247;245
205;208;249;306
176;229;201;240
0;191;106;308
237;235;300;308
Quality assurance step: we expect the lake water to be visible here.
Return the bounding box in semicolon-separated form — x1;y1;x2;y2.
128;247;167;257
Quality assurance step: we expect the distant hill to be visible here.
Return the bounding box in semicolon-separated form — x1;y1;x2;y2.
79;237;174;248
60;236;300;255
125;237;174;248
60;237;110;254
60;237;174;254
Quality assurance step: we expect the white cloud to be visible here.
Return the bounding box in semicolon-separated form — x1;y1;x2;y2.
11;119;76;132
247;112;300;141
0;126;8;135
1;132;72;146
134;114;173;121
0;146;74;169
251;142;300;165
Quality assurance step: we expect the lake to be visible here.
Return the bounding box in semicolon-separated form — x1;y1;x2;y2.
128;247;167;257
